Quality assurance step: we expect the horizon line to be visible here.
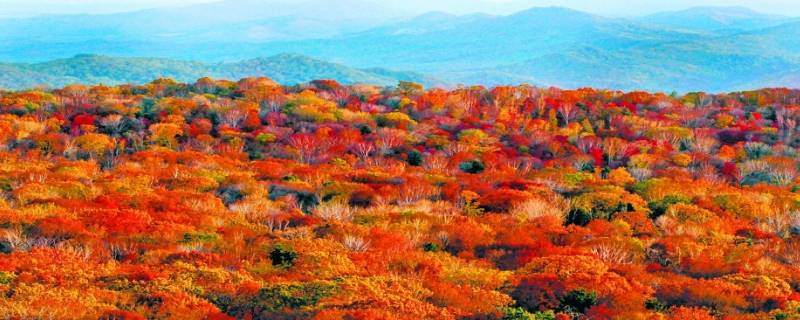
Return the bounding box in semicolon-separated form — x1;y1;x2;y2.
0;2;795;20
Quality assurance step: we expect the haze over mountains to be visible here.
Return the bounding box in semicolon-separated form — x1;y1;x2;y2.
0;1;798;92
0;54;438;90
639;6;792;33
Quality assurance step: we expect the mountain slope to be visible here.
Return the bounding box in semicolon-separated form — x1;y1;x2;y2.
0;64;81;89
0;54;437;90
26;54;212;84
249;7;705;72
214;54;431;85
484;45;796;92
1;5;799;92
0;0;408;44
640;6;792;33
348;11;493;36
0;6;703;67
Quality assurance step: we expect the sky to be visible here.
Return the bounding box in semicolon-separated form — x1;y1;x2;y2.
1;0;800;17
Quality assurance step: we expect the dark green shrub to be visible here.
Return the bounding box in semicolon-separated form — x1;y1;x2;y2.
423;242;439;252
459;160;485;174
645;298;667;312
559;289;598;314
207;281;336;318
565;192;635;226
255;281;335;311
0;240;11;254
269;243;298;268
407;150;423;166
269;185;319;212
565;202;630;226
744;142;771;160
741;171;776;186
216;184;244;205
502;307;556;320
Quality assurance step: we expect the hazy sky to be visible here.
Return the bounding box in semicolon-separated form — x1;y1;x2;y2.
2;0;800;17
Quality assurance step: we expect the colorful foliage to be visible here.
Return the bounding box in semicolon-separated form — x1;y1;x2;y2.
0;79;798;319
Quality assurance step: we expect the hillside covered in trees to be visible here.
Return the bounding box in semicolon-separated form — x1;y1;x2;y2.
0;54;437;90
1;78;800;319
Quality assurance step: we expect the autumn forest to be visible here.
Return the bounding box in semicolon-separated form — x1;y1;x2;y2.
0;78;800;319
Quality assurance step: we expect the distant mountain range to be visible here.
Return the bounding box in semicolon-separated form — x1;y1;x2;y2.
0;3;799;92
639;6;792;34
0;54;438;90
0;0;409;43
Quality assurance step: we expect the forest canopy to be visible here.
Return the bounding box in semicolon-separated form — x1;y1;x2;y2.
0;78;799;319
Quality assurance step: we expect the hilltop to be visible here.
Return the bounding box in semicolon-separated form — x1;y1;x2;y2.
0;54;438;90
